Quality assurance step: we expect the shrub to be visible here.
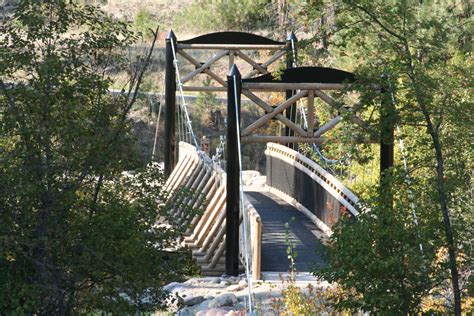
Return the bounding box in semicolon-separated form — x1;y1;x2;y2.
174;0;274;33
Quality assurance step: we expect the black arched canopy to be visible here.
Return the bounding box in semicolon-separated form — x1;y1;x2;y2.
243;66;356;84
179;31;285;45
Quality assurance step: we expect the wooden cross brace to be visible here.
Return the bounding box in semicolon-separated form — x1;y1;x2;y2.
175;47;374;144
240;87;370;144
176;48;287;90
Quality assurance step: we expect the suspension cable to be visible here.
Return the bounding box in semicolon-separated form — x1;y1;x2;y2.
396;126;423;250
211;135;226;166
233;75;253;314
288;38;297;138
177;100;182;141
169;39;218;168
151;79;164;159
298;95;353;166
289;44;351;168
389;86;423;253
170;40;199;149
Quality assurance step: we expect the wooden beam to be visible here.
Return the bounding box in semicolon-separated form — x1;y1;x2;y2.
252;216;262;279
228;50;234;71
313;89;338;107
242;135;325;144
182;86;227;92
313;89;368;129
177;43;285;50
241;90;306;136
235;50;269;75
307;90;315;136
246;203;262;280
242;82;351;91
261;49;288;67
181;50;228;84
242;49;287;79
244;135;376;144
314;116;342;137
177;50;226;86
241;90;307;136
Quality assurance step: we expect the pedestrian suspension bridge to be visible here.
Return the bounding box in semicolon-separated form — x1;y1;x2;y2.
159;31;396;311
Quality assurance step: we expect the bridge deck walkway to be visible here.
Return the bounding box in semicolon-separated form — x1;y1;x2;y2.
245;190;327;272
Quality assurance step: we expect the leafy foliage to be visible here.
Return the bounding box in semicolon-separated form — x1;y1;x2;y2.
315;181;445;313
0;1;197;313
293;0;474;313
270;280;340;315
134;7;156;38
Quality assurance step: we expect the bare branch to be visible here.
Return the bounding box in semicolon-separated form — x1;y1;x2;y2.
123;26;160;122
355;4;405;42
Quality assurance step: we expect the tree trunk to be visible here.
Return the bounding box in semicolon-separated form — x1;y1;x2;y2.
431;134;462;315
278;0;287;28
413;85;462;314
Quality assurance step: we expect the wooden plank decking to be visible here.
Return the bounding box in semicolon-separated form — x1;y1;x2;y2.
245;191;326;272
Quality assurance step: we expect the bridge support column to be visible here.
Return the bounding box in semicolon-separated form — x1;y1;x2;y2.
380;90;395;205
165;30;177;176
284;32;298;149
226;65;242;277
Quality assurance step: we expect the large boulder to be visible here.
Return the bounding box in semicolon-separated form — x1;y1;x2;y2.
163;281;182;292
177;307;196;316
183;295;205;306
227;279;247;292
207;293;238;308
242;170;262;185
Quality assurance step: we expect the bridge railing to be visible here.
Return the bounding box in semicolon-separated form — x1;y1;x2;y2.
240;197;262;280
165;141;262;279
265;142;359;235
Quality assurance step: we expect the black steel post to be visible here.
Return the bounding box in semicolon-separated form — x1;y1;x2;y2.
164;30;177;176
285;32;298;149
225;65;241;277
380;89;395;204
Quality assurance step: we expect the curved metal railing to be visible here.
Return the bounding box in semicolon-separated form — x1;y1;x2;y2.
265;142;359;233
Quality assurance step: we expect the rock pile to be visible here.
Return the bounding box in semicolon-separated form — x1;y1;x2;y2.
163;273;329;315
242;170;266;187
164;276;250;316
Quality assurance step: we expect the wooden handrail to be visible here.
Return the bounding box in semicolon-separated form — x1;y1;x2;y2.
244;196;262;280
169;142;262;279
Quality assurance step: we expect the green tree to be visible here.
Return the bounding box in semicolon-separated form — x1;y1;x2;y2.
0;1;196;313
315;182;445;313
134;7;156;38
298;0;473;314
